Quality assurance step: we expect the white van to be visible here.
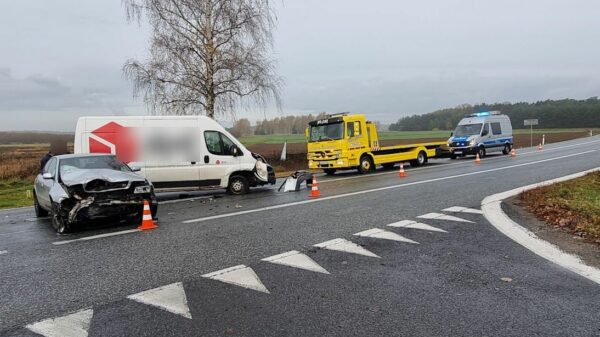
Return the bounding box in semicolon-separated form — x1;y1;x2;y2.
447;111;513;159
74;116;275;194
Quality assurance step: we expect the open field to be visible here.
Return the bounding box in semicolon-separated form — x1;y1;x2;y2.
521;171;600;244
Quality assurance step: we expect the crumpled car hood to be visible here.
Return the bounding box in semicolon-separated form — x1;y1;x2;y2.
60;169;145;186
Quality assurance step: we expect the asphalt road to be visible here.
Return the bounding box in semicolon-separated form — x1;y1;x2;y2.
1;136;600;336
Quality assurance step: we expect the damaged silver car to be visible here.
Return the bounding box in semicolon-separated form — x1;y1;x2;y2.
33;154;157;234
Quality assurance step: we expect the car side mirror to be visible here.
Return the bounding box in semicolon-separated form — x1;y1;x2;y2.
42;173;53;179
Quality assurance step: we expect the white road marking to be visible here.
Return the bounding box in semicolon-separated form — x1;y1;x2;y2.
354;228;419;244
26;308;93;337
262;250;330;274
202;265;270;293
127;282;192;319
0;250;7;255
182;149;599;224
442;206;484;215
387;220;447;233
52;229;141;245
481;167;600;285
417;212;474;223
313;238;380;258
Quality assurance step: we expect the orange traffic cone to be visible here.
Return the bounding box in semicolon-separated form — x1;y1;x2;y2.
511;148;516;158
538;143;543;151
475;153;481;165
398;163;407;178
138;200;158;230
310;176;320;198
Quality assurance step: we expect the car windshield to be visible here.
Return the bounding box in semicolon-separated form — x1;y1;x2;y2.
59;156;131;176
309;122;343;142
453;123;483;137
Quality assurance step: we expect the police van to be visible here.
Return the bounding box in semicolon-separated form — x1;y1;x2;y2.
447;111;513;159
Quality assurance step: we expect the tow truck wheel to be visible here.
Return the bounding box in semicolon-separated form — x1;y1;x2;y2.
410;151;427;167
478;146;486;158
33;190;48;217
228;175;250;195
502;144;511;155
323;168;336;175
358;155;374;174
50;202;69;234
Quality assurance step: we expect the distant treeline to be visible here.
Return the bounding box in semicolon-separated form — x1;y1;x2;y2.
0;132;73;145
389;97;600;131
230;113;329;136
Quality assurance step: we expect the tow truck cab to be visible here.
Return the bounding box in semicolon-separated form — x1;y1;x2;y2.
306;113;445;174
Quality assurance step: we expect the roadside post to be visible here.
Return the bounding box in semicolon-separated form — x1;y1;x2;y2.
524;119;539;148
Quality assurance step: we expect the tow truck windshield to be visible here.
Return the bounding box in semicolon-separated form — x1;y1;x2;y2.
309;122;343;142
453;123;483;137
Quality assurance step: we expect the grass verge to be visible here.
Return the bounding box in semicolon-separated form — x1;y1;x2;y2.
0;180;34;209
520;172;600;244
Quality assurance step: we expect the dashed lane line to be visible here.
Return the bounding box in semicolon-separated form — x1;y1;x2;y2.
52;229;141;245
0;250;7;255
182;149;599;224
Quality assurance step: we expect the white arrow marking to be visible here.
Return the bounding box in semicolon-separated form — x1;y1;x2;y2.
262;250;330;274
387;220;447;233
202;265;270;293
354;228;419;244
127;282;192;319
443;206;484;214
26;309;93;337
417;212;474;223
314;238;380;258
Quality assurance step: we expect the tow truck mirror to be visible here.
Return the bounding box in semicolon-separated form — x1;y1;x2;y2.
305;127;309;139
354;122;360;136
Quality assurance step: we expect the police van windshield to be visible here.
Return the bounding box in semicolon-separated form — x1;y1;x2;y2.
453;123;483;137
309;122;343;142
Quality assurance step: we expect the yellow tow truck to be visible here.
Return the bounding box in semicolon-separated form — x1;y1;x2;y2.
306;113;446;175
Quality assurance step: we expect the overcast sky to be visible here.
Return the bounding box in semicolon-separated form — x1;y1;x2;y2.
1;0;599;131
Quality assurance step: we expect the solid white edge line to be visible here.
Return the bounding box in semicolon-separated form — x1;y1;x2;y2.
481;167;600;285
52;229;141;245
183;149;599;224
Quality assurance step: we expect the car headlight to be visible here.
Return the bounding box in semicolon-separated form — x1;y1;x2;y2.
255;160;268;182
469;140;476;146
134;185;152;194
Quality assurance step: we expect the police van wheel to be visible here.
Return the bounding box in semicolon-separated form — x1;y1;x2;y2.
323;168;336;175
478;146;486;158
228;175;249;195
358;155;374;174
502;144;511;155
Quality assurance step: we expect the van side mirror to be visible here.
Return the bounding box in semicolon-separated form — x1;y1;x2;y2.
131;167;141;172
450;132;453;137
232;146;239;157
481;130;489;136
42;172;53;180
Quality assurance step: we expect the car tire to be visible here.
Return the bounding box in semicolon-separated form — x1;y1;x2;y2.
357;155;374;174
50;202;69;234
228;175;250;195
33;190;48;217
478;146;486;158
323;168;336;175
502;144;511;155
410;151;427;167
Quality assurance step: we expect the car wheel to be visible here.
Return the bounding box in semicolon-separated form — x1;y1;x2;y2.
228;175;249;195
357;155;374;174
478;146;486;158
33;191;48;217
50;202;69;234
410;151;427;167
502;144;511;155
323;168;336;175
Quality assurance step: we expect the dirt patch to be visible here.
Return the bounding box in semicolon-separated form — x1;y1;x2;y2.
503;196;600;270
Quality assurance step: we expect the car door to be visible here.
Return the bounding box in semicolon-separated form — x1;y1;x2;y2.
200;130;241;186
36;157;57;209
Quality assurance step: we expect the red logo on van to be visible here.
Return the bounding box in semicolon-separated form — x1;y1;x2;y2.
89;122;137;163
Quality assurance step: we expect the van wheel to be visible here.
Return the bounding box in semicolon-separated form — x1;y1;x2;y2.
323;168;336;175
410;151;427;167
50;202;69;234
357;155;374;174
478;146;486;158
502;144;511;155
33;191;48;217
228;175;249;195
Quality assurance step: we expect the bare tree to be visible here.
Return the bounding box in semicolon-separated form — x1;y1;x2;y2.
122;0;282;118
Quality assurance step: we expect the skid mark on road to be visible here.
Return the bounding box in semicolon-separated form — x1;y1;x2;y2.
183;149;599;224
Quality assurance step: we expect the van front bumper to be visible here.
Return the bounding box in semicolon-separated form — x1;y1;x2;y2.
449;147;478;155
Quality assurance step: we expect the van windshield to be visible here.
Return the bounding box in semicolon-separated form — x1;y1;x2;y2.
309;122;343;142
453;123;482;137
